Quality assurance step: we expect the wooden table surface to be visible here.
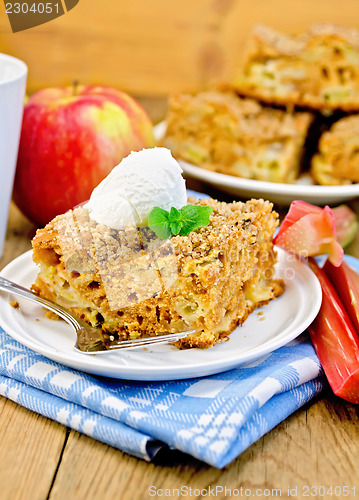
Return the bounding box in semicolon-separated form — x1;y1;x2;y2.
1;98;359;500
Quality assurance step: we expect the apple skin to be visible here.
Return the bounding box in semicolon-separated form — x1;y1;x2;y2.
13;85;155;227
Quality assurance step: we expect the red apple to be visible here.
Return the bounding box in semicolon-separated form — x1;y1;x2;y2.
13;85;155;226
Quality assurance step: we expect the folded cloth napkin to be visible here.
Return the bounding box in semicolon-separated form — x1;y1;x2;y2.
0;329;323;468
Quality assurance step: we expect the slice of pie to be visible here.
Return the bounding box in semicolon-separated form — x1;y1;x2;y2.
31;197;284;349
311;115;359;185
162;90;312;183
233;24;359;112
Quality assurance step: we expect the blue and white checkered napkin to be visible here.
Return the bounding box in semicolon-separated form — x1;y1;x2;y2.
0;330;323;468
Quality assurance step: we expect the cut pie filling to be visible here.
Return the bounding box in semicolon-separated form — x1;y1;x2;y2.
162;90;313;184
311;115;359;185
31;197;284;349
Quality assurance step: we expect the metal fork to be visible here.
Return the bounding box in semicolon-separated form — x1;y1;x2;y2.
0;276;194;353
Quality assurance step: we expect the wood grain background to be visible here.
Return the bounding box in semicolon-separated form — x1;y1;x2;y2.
1;0;359;96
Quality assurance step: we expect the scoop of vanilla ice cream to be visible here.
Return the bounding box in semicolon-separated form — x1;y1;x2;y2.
86;148;187;229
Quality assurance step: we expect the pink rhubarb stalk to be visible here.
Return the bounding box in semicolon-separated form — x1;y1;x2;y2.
274;200;343;266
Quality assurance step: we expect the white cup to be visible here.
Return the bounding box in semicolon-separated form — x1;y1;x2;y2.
0;54;27;258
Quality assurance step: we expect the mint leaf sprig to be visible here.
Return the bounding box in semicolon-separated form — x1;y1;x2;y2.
148;204;213;239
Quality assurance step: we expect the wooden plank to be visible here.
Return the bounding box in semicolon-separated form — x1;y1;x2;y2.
1;0;359;95
0;397;67;500
0;203;35;270
47;394;359;500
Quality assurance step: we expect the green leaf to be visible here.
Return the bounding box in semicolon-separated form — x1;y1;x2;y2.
148;204;213;239
152;224;172;240
148;207;171;239
170;221;183;235
169;206;181;220
179;205;213;235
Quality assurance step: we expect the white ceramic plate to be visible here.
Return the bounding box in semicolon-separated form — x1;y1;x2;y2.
0;249;321;381
154;122;359;205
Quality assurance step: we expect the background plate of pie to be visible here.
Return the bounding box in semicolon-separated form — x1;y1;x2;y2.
0;248;321;381
154;121;359;206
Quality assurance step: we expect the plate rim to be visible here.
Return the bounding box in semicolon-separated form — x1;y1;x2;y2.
179;159;359;197
0;248;322;381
